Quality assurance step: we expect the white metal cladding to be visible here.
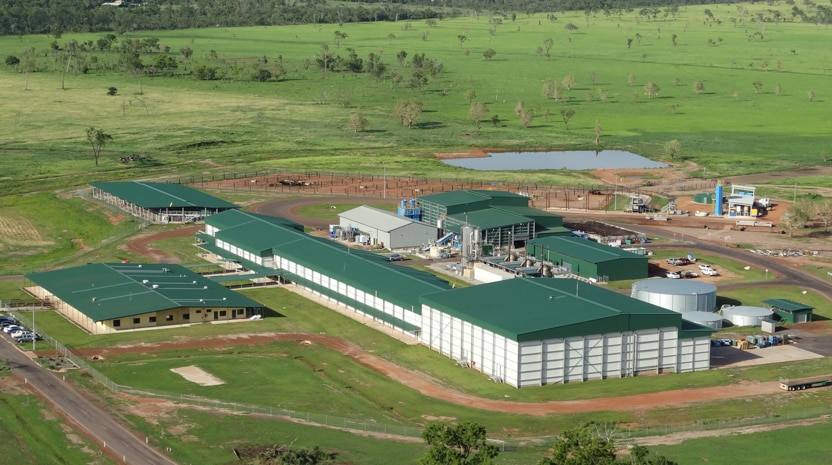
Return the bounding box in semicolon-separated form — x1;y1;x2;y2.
419;306;519;386
676;337;711;372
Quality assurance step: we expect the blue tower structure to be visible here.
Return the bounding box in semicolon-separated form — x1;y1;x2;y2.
398;199;422;221
714;181;724;216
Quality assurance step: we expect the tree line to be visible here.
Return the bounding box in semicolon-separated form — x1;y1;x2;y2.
0;0;775;38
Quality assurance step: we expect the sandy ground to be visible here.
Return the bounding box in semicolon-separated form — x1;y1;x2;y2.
170;365;225;386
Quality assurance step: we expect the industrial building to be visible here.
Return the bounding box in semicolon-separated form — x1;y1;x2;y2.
25;263;263;335
197;209;451;336
631;279;717;313
195;210;714;388
91;181;238;223
337;205;437;249
415;190;570;248
526;236;648;281
763;299;814;324
420;278;713;387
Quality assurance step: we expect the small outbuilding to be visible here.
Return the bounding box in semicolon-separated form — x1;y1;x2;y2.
527;236;648;281
338;205;437;249
762;298;814;324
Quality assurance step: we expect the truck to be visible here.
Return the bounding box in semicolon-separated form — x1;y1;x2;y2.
780;375;832;391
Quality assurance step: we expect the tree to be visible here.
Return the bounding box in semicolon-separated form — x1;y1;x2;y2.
518;107;533;128
560;109;575;130
482;48;496;60
5;55;20;66
813;198;832;232
598;88;608;103
543;38;554;55
752;81;763;93
694;80;705;94
469;102;489;130
782;202;809;237
808;90;815;102
542;80;564;101
346;112;368;133
396;50;407;67
594;119;602;145
588;70;597;85
539;425;678;465
644;81;660;98
564;23;579;32
420;421;499;465
627;73;637;86
775;84;782;96
457;34;468;48
464;89;477;103
180;47;193;60
671;34;678;47
252;68;272;82
333;30;348;48
491;114;500;127
393;100;423;128
85;127;113;167
562;74;577;90
664;139;682;160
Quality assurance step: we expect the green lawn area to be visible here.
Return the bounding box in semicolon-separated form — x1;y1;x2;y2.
295;202;398;223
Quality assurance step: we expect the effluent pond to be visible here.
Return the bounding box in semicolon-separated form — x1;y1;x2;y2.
441;150;667;171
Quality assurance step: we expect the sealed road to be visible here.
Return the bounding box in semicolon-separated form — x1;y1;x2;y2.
0;338;177;465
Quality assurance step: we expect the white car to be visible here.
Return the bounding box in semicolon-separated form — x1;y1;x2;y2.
701;268;719;276
3;325;22;334
10;328;27;338
698;264;714;271
666;271;682;279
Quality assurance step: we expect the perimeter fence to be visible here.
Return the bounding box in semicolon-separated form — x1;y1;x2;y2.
6;310;832;451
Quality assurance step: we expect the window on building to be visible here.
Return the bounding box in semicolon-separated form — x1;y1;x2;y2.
149;316;157;323
183;314;190;320
113;319;121;327
195;309;201;313
237;309;244;315
165;315;173;321
219;310;227;317
133;318;140;324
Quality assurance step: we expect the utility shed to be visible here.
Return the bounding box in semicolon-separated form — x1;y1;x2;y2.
338;205;437;249
526;236;648;281
25;263;263;334
419;278;712;388
91;182;238;223
763;298;814;324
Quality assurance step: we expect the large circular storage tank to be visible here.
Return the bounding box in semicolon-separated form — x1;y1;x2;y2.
721;306;772;327
631;279;717;313
682;311;724;330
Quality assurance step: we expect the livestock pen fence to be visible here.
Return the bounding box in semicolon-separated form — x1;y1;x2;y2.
6;310;829;452
159;169;717;211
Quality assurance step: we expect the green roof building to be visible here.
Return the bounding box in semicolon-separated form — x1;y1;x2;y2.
199;210;451;334
91;182;238;223
26;263;264;334
416;190;568;248
763;298;814;324
419;278;712;387
527;236;648;281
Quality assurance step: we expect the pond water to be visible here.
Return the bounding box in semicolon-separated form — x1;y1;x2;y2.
441;150;667;171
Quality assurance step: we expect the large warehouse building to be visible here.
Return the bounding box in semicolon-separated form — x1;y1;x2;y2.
196;210;714;388
420;278;712;387
25;263;264;334
91;181;238;223
526;236;648;281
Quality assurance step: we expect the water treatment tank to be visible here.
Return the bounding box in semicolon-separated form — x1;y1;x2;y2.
721;306;772;327
631;279;717;313
682;311;724;330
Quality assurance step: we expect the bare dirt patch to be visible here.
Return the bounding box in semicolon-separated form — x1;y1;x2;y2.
171;365;226;386
125;225;200;263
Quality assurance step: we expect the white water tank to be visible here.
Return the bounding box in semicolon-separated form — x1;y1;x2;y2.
631;279;717;313
722;306;772;327
682;311;724;330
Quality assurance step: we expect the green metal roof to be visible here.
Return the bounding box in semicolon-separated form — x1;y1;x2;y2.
447;208;531;230
26;263;263;322
205;210;451;312
679;319;717;339
207;209;303;232
527;237;647;263
421;278;681;342
762;299;814;312
91;182;238;209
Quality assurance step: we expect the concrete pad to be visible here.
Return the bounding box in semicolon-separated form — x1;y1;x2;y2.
710;344;823;368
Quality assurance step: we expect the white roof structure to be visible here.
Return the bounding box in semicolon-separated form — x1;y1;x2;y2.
339;205;437;250
340;206;417;232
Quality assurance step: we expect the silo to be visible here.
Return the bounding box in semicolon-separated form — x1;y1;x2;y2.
721;306;772;327
631;279;717;313
682;311;724;330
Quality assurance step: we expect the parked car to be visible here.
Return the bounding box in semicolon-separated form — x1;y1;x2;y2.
666;258;684;266
388;253;405;262
3;324;22;334
682;270;699;278
16;334;35;343
701;268;719;276
0;320;16;329
666;271;682;279
698;264;714;271
10;328;28;338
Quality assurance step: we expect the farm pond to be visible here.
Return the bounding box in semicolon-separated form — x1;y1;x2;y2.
441;150;667;171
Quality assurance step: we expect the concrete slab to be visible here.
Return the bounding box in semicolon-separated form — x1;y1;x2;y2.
710;344;823;368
